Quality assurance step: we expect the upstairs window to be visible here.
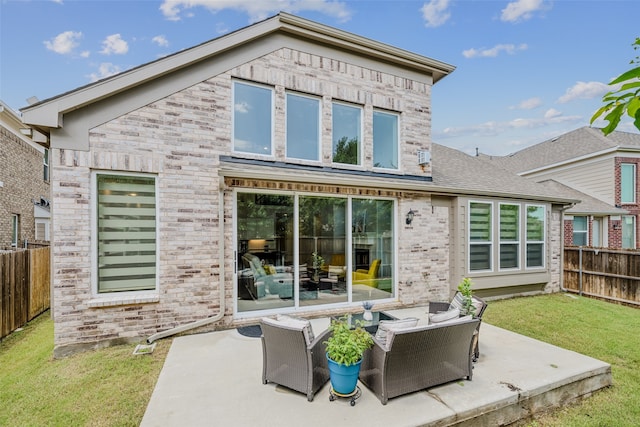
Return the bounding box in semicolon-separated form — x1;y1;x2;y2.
332;103;361;165
620;163;636;204
526;205;545;268
43;148;49;182
373;110;399;169
286;93;320;161
469;202;492;271
233;81;273;155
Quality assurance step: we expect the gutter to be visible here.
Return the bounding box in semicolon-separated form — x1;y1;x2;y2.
147;183;226;343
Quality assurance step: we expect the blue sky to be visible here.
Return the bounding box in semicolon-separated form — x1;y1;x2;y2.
1;0;638;156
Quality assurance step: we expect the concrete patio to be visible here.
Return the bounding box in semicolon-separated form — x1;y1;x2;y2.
140;307;612;427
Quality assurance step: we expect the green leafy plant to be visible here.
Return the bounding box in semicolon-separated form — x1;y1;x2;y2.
324;316;373;366
457;277;476;317
591;37;640;135
311;251;324;269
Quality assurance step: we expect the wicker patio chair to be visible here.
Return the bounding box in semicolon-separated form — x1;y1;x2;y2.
260;317;330;402
429;292;487;361
359;317;480;405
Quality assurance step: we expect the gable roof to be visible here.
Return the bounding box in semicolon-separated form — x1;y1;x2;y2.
487;126;640;174
430;142;577;204
538;180;626;215
21;12;455;131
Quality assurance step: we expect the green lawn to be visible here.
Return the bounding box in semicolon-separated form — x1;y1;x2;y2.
483;293;640;426
0;293;638;426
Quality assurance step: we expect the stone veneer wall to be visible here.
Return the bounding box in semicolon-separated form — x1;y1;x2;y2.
51;47;446;355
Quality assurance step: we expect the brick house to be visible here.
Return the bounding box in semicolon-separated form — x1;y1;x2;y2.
488;126;640;249
21;13;575;356
0;100;50;250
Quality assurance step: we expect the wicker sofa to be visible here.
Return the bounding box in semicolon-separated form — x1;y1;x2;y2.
359;317;480;404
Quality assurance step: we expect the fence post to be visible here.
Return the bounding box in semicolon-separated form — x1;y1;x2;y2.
578;246;583;296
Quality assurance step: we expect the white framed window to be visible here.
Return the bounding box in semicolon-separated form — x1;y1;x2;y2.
572;216;588;246
332;102;361;165
620;163;636;204
622;215;636;249
94;172;158;294
35;219;50;241
499;203;520;270
526;205;545;268
11;214;19;247
469;201;492;272
233;81;273;155
286;92;320;161
43;148;49;182
373;110;399;170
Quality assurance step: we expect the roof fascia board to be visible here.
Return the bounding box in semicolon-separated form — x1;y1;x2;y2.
519;147;618;176
219;162;577;205
22;13;452;130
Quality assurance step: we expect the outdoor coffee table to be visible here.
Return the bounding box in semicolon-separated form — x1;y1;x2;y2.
333;311;397;334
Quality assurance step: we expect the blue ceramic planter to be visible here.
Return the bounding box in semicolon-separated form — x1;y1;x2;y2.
327;354;361;395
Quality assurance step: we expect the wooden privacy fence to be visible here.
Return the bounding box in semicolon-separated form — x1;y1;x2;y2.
564;246;640;306
0;247;50;339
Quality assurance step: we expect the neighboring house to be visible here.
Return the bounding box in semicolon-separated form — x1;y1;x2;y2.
488;126;640;249
20;13;575;356
0;100;50;250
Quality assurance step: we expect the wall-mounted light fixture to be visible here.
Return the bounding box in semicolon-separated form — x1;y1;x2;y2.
405;209;416;225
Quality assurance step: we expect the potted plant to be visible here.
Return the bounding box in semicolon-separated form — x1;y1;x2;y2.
324;316;374;395
457;277;476;317
311;251;324;282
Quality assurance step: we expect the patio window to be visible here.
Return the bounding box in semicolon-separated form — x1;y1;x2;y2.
572;216;587;246
233;81;273;155
620;163;636;204
469;202;492;271
96;173;157;293
332;102;361;165
499;204;519;269
286;93;320;161
373;110;399;169
526;205;545;268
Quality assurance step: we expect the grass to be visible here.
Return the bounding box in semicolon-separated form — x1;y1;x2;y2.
483;293;640;426
0;312;170;427
0;293;638;426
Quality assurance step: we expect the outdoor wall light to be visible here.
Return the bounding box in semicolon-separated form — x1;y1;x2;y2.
405;209;416;225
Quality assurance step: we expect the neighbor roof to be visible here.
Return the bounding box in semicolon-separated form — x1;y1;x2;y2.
487;126;640;174
538;180;627;215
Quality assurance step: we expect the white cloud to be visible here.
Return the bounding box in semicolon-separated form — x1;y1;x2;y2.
544;108;562;118
235;101;250;114
80;51;91;58
152;35;169;47
462;43;527;58
421;0;451;28
160;0;352;23
100;34;129;55
44;31;82;55
557;81;610;104
88;62;121;82
501;0;545;23
509;97;542;110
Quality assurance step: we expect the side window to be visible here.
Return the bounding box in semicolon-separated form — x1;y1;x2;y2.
286;93;320;161
96;173;157;293
622;215;636;249
469;202;492;271
11;214;19;247
332;103;361;165
526;205;545;268
572;216;587;246
233;81;273;155
499;204;520;269
43;148;49;182
373;110;399;169
620;163;636;204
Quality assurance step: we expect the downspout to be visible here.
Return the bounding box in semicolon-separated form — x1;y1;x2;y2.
147;183;226;343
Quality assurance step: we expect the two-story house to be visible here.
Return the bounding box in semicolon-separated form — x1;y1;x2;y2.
489;126;640;249
20;13;575;356
0;100;50;250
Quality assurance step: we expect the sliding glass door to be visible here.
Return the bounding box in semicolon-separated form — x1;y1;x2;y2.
236;191;394;314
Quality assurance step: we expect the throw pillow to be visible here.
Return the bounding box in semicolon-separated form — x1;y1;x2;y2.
375;317;419;350
276;314;315;345
429;307;460;324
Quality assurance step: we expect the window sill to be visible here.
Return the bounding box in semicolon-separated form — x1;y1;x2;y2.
87;294;159;308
